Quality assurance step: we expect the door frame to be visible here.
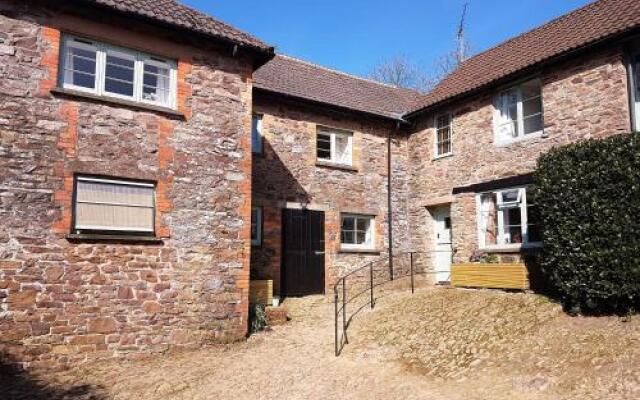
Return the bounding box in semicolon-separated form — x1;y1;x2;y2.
430;205;453;283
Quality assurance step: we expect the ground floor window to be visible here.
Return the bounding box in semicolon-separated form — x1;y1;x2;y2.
73;176;155;235
476;186;541;248
251;207;262;246
341;214;374;249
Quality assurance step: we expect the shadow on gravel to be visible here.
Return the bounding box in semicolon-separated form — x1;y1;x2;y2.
0;356;106;400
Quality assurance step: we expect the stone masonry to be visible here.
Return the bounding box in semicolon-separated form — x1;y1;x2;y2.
407;45;631;266
0;1;254;369
251;94;410;295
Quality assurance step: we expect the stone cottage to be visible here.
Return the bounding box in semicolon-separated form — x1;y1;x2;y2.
1;0;640;369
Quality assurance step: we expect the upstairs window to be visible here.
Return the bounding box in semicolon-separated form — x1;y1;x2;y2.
435;113;453;157
476;187;541;248
317;127;353;166
73;176;155;235
60;35;177;108
494;79;543;143
252;115;263;154
251;207;262;246
341;214;374;250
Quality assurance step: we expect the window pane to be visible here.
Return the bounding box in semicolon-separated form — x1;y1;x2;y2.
65;45;97;89
334;134;351;164
105;53;135;97
142;62;171;104
506;207;522;225
356;217;369;231
523;114;543;135
252;115;262;154
501;189;520;204
341;231;354;244
507;225;523;244
317;133;331;160
436;114;451;130
251;207;260;243
341;217;355;231
356;232;366;244
523;96;542;117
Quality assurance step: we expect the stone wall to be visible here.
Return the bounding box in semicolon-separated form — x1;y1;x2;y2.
407;45;631;266
0;1;254;369
251;94;410;294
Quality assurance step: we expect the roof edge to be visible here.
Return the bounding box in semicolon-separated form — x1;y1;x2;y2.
404;26;640;119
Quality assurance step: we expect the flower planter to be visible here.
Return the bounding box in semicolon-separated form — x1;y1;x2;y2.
451;263;529;290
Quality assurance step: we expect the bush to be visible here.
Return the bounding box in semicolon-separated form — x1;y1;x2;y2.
534;133;640;314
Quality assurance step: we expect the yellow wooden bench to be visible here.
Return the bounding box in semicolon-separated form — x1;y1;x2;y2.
451;263;529;290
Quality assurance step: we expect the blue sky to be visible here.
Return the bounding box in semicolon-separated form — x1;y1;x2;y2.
182;0;591;78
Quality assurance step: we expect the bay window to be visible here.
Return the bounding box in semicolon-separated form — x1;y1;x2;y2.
494;79;543;143
341;214;374;250
60;35;177;108
476;187;541;248
73;176;155;235
317;127;353;166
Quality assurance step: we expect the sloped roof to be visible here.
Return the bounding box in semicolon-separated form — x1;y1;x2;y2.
79;0;273;53
408;0;640;115
254;55;421;120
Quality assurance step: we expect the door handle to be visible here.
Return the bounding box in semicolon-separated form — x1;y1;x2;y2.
315;251;325;255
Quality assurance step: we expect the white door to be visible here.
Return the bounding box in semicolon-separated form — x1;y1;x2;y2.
432;207;452;283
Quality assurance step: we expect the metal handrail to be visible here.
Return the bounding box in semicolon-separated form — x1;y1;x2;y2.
334;250;444;356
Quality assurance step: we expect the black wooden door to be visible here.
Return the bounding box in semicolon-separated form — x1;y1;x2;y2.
282;209;325;296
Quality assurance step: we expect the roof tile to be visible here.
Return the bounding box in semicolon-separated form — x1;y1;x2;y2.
82;0;272;52
254;55;420;119
409;0;640;114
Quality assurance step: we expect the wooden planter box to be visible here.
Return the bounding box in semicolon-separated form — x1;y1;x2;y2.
249;280;273;305
451;263;529;290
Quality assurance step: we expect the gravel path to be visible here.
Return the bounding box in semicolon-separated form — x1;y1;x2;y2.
4;293;441;400
4;287;638;400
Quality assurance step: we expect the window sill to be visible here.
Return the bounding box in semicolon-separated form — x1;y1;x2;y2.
315;160;358;172
51;88;186;120
433;153;453;161
480;243;542;253
338;247;381;254
66;233;164;244
494;130;545;147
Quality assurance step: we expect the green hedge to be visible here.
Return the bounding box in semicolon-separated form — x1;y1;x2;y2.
534;133;640;314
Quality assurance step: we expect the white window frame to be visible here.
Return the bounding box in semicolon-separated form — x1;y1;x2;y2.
434;112;453;158
60;35;177;109
316;127;353;166
340;214;375;250
475;186;542;250
73;176;156;234
251;207;262;246
629;50;640;132
493;79;544;144
252;115;263;154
